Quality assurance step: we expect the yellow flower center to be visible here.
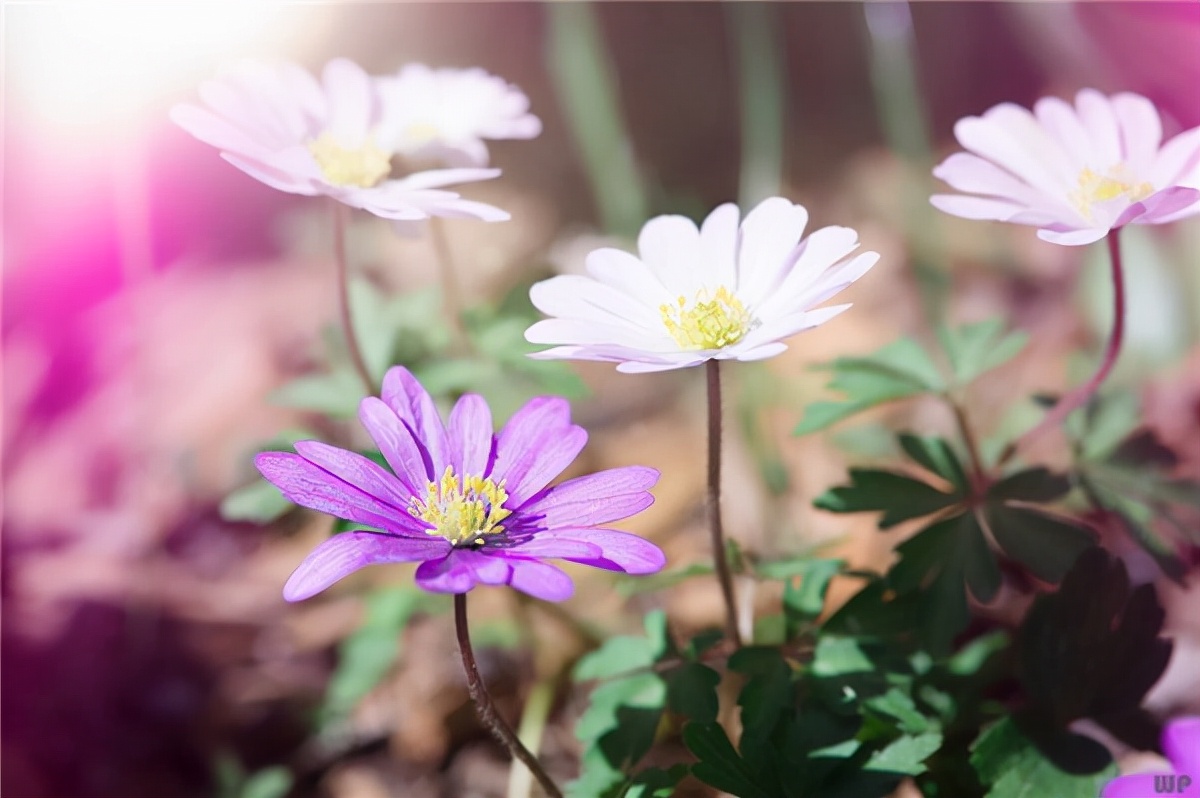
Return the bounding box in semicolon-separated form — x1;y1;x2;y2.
409;465;511;547
1070;165;1153;220
307;131;391;188
660;286;753;351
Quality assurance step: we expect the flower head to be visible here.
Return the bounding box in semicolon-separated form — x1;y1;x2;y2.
257;367;666;602
931;89;1200;245
171;59;509;222
523;198;879;373
1101;716;1200;797
375;64;542;168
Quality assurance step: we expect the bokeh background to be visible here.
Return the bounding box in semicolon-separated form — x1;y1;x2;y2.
4;3;1199;797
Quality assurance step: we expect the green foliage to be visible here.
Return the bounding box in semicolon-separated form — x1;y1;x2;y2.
214;754;293;798
815;432;1094;653
320;587;441;723
1015;548;1171;768
970;718;1115;798
795;319;1026;435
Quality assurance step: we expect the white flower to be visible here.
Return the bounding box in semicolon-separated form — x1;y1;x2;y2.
524;198;879;373
375;64;542;167
931;89;1200;245
171;59;509;222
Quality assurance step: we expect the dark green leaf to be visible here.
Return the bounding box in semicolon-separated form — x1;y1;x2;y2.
864;732;942;776
684;722;773;798
776;558;843;634
898;434;970;491
814;469;961;528
986;468;1073;504
984;505;1095;584
970;718;1115;798
665;662;720;723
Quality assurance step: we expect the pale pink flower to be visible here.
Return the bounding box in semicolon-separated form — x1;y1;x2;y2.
375;64;542;168
171;59;509;222
524;198;879;373
931;89;1200;245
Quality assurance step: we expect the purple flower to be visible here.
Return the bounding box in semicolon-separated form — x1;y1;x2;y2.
1101;717;1200;797
257;367;666;602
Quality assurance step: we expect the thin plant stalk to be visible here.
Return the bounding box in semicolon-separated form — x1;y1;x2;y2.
727;1;785;207
454;593;563;798
429;217;468;349
332;201;375;395
1002;228;1127;463
706;360;742;647
505;677;556;798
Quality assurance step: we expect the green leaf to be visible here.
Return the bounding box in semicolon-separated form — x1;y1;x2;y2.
897;434;970;491
937;318;1028;385
970;718;1115;798
986;467;1073;503
270;370;364;417
220;478;293;524
684;722;773;798
1077;390;1140;462
240;767;293;798
795;338;944;434
812;636;874;677
864;732;942;776
574;611;670;680
665;662;721;723
321;587;427;720
863;689;931;735
781;558;843;634
814;469;961;528
624;765;690;798
616;563;713;596
983;505;1095;584
1081;477;1187;580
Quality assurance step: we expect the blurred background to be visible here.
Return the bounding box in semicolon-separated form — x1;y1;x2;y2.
4;3;1199;797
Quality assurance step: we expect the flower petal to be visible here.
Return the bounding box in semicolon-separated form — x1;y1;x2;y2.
530;274;664;332
322;58;375;144
381;366;451;479
1036;226;1109;246
517;466;659;525
255;451;427;534
544;528;667;574
1076;88;1123;168
1116;186;1200;226
637;214;703;294
506;558;575;601
414;549;509;593
491;397;587;505
294;440;415;506
1164;717;1200;775
358;397;431;494
1152;126;1200;188
507;537;604;560
699;202;741;289
447;394;494;477
930;194;1057;225
283;532;449;601
954;103;1075;196
585;247;673;304
735;198;809;305
1111;92;1163;172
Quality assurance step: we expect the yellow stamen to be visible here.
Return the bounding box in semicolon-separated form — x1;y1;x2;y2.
1070;165;1153;221
308;131;391;188
409;465;511;547
660;286;753;350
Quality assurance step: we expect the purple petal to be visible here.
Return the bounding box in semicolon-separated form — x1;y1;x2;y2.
380;367;450;478
283;532;449;601
414;549;511;593
1100;773;1179;798
506;558;575;601
1036;226;1109;246
447;394;494;477
255;451;428;535
294;440;415;506
1164;717;1200;776
542;528;667;574
517;466;659;525
1119;186;1200;226
491;397;588;505
507;537;604;560
358;397;429;492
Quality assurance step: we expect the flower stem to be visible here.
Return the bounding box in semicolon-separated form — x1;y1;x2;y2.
949;398;987;494
429;218;468;351
1000;228;1126;464
332;201;376;395
706;360;742;647
453;593;563;798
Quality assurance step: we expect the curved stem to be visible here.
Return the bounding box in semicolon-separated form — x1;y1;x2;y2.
1000;228;1126;465
706;360;742;647
332;201;376;395
454;593;563;798
949;398;987;494
429;218;468;351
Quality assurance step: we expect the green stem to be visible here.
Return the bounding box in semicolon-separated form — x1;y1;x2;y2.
727;2;785;207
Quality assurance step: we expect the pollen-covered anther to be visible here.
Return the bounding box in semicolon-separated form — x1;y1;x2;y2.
1071;165;1154;220
660;286;754;350
409;466;511;547
308;131;392;188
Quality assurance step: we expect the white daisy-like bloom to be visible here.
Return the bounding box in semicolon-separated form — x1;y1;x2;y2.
171;59;509;222
931;89;1200;246
375;64;542;168
524;198;880;373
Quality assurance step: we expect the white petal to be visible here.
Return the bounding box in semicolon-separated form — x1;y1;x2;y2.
1034;95;1094;168
637;215;703;294
1036;227;1109;246
1075;89;1122;168
752;225;859;319
930;194;1056;224
529;275;662;331
1151;126;1200;188
933;152;1073;219
955;104;1075;197
1110;93;1162;173
699;202;741;289
585;248;673;304
728;342;788;362
735;198;809;306
322;59;375;144
739;303;852;349
524;318;676;352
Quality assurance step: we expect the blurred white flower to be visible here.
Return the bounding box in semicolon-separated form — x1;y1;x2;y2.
525;198;879;373
932;89;1200;246
171;59;509;221
375;64;542;167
